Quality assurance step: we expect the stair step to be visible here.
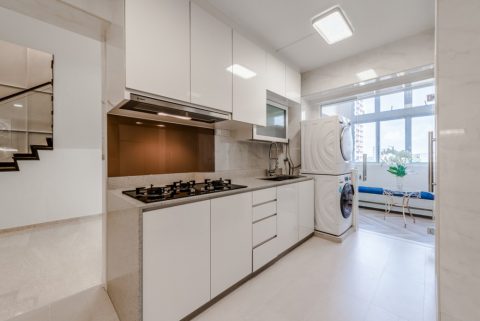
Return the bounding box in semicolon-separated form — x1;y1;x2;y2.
14;154;39;160
0;162;18;171
31;145;53;151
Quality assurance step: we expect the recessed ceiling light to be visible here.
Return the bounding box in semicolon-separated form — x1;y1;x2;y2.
13;103;23;108
226;64;257;79
356;69;377;81
157;112;192;120
156;124;165;127
135;121;143;125
312;6;354;45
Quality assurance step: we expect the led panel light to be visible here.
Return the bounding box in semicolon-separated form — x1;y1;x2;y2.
356;69;378;81
226;64;257;79
312;6;354;45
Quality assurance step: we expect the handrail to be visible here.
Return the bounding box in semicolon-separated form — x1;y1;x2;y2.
0;81;52;104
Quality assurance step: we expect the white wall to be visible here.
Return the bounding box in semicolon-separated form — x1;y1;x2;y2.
0;7;103;229
302;29;434;97
436;1;480;320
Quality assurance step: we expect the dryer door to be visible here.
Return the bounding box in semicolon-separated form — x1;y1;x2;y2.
340;183;354;219
340;124;353;162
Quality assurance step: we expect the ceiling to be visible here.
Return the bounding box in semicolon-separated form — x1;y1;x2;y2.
206;0;435;72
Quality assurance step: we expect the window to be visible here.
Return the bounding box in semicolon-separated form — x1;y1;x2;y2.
412;116;435;162
319;78;435;163
380;119;405;152
354;97;375;115
412;86;435;107
354;122;376;162
380;91;404;111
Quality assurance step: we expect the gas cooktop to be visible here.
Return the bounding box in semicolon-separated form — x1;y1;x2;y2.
122;178;247;203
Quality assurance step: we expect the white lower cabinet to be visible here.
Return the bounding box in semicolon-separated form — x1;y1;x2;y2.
298;180;315;239
141;181;314;319
142;201;211;321
211;193;252;298
277;183;300;253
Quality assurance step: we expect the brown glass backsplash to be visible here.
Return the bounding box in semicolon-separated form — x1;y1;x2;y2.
108;115;214;177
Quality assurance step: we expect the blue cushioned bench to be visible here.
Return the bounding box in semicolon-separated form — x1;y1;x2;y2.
358;186;435;200
358;186;435;227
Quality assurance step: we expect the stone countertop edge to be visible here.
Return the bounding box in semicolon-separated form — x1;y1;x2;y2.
108;176;314;213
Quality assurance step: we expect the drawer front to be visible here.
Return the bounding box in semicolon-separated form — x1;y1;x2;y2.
252;187;276;206
252;215;277;248
253;236;278;271
253;201;276;222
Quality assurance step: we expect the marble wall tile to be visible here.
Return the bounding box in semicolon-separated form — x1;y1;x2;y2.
436;0;480;320
0;216;103;321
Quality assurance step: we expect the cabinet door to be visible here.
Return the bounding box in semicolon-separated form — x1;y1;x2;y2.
191;3;232;112
232;31;266;126
125;0;190;102
266;53;286;96
143;201;210;321
286;65;301;103
298;180;314;240
277;183;299;253
211;193;252;297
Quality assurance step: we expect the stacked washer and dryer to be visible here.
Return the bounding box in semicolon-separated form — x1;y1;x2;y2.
301;115;357;238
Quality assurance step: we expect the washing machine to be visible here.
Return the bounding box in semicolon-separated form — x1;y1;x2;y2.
313;173;355;236
301;115;353;175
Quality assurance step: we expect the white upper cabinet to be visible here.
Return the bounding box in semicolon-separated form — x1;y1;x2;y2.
286;65;301;103
191;3;232;112
125;0;190;102
232;31;266;126
266;53;286;96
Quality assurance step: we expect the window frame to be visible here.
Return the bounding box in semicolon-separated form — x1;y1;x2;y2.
321;81;435;164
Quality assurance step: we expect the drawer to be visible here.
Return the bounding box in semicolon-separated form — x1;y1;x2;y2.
253;236;278;271
253;201;276;222
252;187;276;206
252;215;277;248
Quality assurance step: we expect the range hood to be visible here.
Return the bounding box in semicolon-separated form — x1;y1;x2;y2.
117;93;230;124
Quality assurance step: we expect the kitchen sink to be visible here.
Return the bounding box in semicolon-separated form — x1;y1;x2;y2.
260;175;305;181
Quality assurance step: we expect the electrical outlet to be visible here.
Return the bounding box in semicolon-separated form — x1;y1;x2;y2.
427;227;435;235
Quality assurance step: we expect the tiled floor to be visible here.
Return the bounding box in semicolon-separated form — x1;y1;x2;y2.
193;230;436;321
0;216;102;321
359;208;435;245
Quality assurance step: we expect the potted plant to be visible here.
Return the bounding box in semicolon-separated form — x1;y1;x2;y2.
380;147;412;191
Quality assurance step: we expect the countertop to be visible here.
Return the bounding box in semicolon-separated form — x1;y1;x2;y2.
108;176;313;212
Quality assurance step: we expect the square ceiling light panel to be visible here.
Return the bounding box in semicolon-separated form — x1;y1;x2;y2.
312;6;354;44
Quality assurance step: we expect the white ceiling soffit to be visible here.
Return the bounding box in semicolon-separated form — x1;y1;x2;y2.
206;0;435;72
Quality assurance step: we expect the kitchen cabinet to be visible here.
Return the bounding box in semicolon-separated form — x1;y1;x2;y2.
232;31;267;126
277;183;300;253
191;3;232;112
142;201;210;321
125;0;190;102
266;53;286;96
286;65;301;104
298;180;315;240
211;193;252;298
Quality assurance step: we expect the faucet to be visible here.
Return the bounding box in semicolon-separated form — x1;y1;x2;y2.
267;142;282;176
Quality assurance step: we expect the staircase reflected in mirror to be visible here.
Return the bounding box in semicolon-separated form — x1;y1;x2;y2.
0;39;53;170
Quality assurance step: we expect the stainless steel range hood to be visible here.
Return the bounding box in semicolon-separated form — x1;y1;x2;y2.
115;93;230;124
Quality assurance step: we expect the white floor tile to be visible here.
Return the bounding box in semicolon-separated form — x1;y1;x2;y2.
193;230;437;321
